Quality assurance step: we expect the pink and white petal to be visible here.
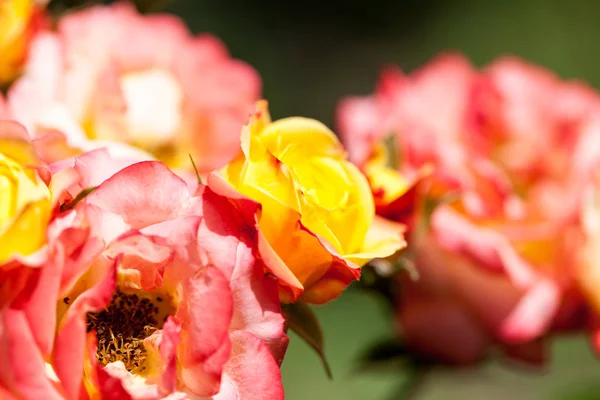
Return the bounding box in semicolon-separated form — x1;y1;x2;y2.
71;148;149;189
86;161;192;230
181;54;260;111
142;317;182;396
84;203;132;245
211;331;284;400
83;140;155;162
106;231;174;292
336;96;381;166
500;278;562;342
431;206;538;287
112;6;189;72
176;35;229;72
7;32;64;135
159;317;181;395
177;266;233;397
228;248;289;364
142;216;205;290
58;4;129;119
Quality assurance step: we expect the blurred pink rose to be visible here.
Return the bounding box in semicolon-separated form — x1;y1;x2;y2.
8;3;260;173
0;160;288;399
338;53;599;363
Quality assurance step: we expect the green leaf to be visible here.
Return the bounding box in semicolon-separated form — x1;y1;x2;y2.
60;186;96;212
355;337;432;399
282;302;333;380
355;337;410;373
356;264;400;309
188;154;203;185
385;364;430;400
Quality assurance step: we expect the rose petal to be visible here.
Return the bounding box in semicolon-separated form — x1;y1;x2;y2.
177;266;233;397
212;331;284;400
86;161;191;230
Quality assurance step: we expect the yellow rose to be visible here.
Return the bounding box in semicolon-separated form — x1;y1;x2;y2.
0;0;44;84
0;121;51;263
222;101;405;304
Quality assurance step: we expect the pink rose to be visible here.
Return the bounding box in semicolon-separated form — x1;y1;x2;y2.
0;160;288;399
8;3;260;173
338;53;598;363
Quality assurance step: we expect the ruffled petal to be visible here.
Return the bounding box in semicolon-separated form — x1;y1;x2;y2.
212;331;284;400
86;161;191;230
177;266;233;397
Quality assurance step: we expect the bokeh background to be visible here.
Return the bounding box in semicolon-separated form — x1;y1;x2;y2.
151;0;600;398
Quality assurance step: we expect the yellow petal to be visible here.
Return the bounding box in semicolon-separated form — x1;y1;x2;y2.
0;197;50;262
345;216;406;266
259;117;344;163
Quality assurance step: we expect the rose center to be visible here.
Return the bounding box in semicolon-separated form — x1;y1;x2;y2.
85;288;172;373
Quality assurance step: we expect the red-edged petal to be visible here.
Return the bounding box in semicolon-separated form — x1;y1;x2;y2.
105;231;174;291
177;266;233;397
86;161;191;230
212;331;284;400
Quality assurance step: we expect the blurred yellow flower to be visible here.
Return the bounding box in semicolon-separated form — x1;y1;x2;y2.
223;101;405;304
0;0;45;84
0;122;51;262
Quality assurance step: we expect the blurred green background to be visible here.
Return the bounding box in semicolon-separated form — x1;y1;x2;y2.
163;1;600;398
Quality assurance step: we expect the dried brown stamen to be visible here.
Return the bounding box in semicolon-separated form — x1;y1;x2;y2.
86;288;167;373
